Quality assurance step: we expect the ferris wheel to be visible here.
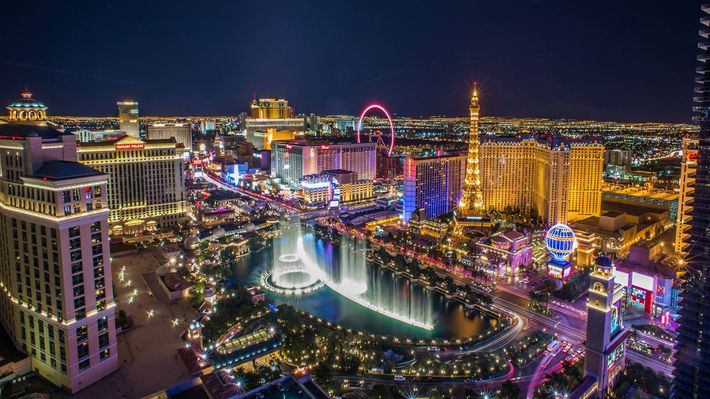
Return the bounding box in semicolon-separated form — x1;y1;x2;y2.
356;104;395;156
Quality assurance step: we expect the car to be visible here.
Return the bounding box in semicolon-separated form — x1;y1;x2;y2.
547;340;561;352
394;375;406;382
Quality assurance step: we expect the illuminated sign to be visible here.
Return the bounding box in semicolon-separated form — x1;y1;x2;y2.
689;152;698;161
547;264;563;279
610;302;621;335
563;266;573;279
630;285;654;313
607;341;625;370
631;287;647;300
547;261;572;280
115;143;144;150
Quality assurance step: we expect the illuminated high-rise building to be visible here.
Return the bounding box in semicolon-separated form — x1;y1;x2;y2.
300;170;373;207
0;91;118;392
246;98;304;150
250;98;293;119
568;143;604;220
116;100;139;138
583;255;630;398
403;153;466;223
674;138;698;256
271;141;375;187
673;5;710;397
479;135;603;225
77;136;186;235
147;123;193;152
459;84;485;215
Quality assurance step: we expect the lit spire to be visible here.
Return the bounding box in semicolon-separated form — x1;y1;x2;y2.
471;81;479;107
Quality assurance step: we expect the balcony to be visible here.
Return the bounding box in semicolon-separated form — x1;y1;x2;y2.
701;41;710;50
693;95;710;104
693;115;710;123
698;53;710;63
702;29;710;39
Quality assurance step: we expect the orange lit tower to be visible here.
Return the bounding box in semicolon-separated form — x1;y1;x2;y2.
459;83;485;215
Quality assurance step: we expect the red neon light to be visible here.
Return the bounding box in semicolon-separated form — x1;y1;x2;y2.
357;104;395;156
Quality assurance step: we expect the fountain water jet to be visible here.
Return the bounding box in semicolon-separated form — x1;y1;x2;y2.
262;218;435;330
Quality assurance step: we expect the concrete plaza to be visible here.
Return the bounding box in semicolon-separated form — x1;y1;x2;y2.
68;248;198;399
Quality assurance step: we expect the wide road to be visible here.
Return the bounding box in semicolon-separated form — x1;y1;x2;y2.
202;172;300;212
493;290;586;343
332;360;515;390
525;348;563;399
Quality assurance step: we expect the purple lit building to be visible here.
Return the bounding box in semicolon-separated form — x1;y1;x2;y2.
477;230;532;277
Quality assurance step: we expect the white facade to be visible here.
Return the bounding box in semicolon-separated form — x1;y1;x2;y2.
271;142;376;187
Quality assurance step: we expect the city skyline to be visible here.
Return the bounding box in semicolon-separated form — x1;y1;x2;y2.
0;1;699;122
0;3;699;399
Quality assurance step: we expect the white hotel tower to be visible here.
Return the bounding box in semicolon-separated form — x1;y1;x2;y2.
0;91;118;392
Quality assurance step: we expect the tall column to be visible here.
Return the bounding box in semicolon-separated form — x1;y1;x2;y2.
459;83;485;215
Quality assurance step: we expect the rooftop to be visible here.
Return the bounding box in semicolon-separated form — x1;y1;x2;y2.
33;160;104;181
500;230;525;242
0;123;68;139
161;273;192;291
78;135;178;146
7;90;46;109
480;133;603;147
601;200;667;218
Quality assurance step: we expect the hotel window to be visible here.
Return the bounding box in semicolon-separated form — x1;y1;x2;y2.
76;325;88;343
70;250;82;263
98;332;109;348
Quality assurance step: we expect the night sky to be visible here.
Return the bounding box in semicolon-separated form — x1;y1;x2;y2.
0;1;701;122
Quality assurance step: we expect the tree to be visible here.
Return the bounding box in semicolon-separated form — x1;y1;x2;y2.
189;282;206;307
499;379;520;399
370;385;398;399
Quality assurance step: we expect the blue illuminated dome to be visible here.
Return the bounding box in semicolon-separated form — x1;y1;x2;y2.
545;223;576;260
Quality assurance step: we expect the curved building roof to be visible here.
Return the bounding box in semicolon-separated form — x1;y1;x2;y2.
8;90;47;109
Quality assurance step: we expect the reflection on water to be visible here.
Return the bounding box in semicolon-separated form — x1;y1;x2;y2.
234;219;493;339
